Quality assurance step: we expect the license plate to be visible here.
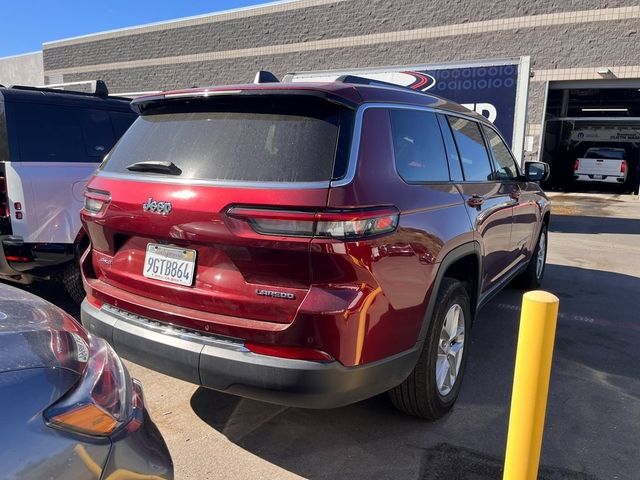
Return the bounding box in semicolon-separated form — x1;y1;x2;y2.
143;243;197;286
593;174;604;179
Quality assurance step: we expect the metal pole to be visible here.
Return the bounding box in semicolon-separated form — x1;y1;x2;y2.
503;290;560;480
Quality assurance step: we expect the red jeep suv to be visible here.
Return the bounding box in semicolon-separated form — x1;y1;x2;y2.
80;77;550;419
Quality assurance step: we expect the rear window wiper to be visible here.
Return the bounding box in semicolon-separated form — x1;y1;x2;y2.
126;161;182;175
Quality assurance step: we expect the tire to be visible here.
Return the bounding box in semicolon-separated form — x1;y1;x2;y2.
61;261;86;304
516;223;548;290
389;278;471;420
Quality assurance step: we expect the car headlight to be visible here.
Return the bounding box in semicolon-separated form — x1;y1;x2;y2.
44;336;132;437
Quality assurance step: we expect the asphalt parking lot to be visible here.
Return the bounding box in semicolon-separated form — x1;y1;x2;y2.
21;192;640;480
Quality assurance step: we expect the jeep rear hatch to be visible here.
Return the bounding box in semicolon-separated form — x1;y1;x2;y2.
83;94;354;326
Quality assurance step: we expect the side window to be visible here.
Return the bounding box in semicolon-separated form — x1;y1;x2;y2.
389;109;449;183
482;125;519;180
13;103;85;162
446;116;493;181
80;109;115;158
436;113;464;181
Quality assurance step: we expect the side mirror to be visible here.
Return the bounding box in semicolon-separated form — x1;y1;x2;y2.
525;161;550;182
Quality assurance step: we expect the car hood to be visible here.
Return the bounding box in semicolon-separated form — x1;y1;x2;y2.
0;284;89;375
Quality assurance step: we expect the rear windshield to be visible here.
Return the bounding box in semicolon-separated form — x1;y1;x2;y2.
102;96;353;183
584;149;625;159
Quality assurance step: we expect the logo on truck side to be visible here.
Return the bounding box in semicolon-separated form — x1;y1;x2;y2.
256;289;296;300
142;197;172;215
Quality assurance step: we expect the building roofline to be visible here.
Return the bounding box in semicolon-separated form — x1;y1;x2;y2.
0;51;42;61
43;0;340;48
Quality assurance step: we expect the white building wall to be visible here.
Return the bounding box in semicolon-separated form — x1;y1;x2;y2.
0;52;44;86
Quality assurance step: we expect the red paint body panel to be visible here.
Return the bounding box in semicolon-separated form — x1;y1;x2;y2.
83;176;326;324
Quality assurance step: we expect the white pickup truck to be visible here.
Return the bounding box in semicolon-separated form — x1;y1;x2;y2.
573;147;628;185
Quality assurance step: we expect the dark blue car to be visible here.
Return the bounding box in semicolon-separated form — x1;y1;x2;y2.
0;282;173;479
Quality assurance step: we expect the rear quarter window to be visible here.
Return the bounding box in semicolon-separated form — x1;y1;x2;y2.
101;96;351;183
389;109;449;183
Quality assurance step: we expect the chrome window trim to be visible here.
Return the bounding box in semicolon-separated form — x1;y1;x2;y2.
331;102;492;188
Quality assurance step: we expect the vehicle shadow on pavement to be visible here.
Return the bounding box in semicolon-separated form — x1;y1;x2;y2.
549;214;640;235
189;264;639;480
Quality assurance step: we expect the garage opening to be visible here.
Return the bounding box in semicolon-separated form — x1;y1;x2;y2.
540;80;640;194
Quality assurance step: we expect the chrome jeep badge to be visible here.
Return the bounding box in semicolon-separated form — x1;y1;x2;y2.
143;197;172;215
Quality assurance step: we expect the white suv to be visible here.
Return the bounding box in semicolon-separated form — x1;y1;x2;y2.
0;83;136;301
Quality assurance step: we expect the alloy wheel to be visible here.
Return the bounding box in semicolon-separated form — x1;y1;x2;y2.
436;303;465;396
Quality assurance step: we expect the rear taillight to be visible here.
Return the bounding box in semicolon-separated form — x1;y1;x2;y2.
13;201;22;220
83;189;111;214
573;159;580;171
621;160;627;173
227;207;399;239
5;255;30;262
0;177;8;218
45;336;132;437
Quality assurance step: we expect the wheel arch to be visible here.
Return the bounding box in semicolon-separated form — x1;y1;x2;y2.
416;242;481;346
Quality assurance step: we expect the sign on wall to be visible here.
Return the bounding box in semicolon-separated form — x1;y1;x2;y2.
417;64;519;147
570;126;640;143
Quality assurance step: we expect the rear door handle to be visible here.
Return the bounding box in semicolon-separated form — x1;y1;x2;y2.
467;195;484;208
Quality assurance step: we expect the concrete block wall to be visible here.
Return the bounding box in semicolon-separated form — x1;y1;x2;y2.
42;0;640;161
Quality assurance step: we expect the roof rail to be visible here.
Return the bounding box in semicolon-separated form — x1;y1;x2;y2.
253;70;280;84
94;80;109;98
334;74;414;92
16;79;112;98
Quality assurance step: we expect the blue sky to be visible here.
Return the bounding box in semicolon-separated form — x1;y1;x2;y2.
0;0;277;57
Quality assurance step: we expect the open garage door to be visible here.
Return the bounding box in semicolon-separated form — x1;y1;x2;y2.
541;81;640;194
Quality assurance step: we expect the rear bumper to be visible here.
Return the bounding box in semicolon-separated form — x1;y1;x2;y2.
574;173;626;183
81;300;419;409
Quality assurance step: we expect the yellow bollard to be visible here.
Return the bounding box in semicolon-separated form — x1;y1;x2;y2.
503;290;560;480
